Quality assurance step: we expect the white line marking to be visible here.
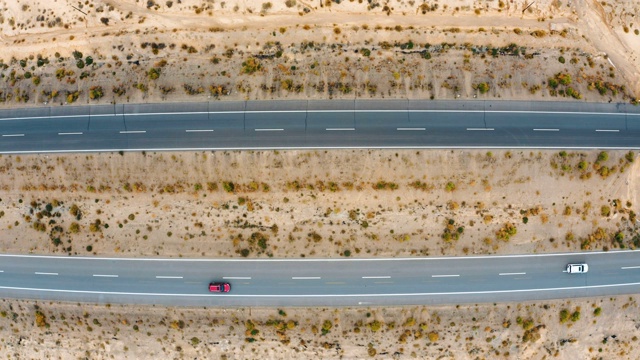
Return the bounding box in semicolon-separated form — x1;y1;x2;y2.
397;128;426;131
432;274;460;278
499;272;526;276
326;128;355;131
155;276;183;279
6;280;640;298
58;132;83;135
595;129;620;132
1;249;639;262
1;109;639;122
0;270;4;273
119;130;146;134
93;274;118;278
223;276;251;280
533;128;559;131
2;134;24;137
466;128;494;131
362;276;391;279
185;129;214;132
621;266;640;269
292;277;321;280
255;128;284;132
35;272;58;276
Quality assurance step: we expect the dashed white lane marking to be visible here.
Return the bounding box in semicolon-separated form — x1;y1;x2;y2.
119;130;146;134
223;277;251;280
621;266;640;270
2;134;24;137
499;272;526;276
254;128;284;131
292;277;321;280
326;128;355;131
533;128;559;131
93;274;118;278
397;128;426;131
35;272;58;276
432;274;460;278
58;132;83;135
466;128;494;131
155;276;183;279
185;129;214;132
595;129;620;132
0;270;4;273
362;276;391;279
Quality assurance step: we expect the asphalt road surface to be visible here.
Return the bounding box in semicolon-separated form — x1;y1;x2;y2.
0;100;639;153
2;251;640;306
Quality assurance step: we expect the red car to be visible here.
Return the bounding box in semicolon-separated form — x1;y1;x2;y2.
209;282;231;293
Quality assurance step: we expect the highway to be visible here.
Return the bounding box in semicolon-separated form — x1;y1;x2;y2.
2;251;640;306
0;100;639;153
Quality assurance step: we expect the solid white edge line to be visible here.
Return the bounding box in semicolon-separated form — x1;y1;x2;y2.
223;277;251;280
2;134;24;137
292;277;321;280
533;129;559;131
1;109;640;122
432;274;460;278
362;276;391;279
621;266;640;269
185;129;214;132
499;272;527;276
58;132;83;135
1;249;639;262
119;131;146;134
466;128;494;131
254;128;284;131
4;281;640;297
93;274;118;278
35;272;58;275
397;128;426;131
326;128;355;131
595;129;620;132
156;276;183;279
1;145;640;155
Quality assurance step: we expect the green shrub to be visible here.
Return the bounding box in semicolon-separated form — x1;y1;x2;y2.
223;181;235;193
559;309;570;323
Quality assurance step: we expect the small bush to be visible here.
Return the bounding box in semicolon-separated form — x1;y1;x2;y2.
594;307;602;316
223;182;235;193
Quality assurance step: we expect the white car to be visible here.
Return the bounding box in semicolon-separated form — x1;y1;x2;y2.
566;263;589;274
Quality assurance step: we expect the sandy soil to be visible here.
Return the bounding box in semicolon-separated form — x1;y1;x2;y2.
2;295;639;359
0;0;638;107
0;149;637;258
